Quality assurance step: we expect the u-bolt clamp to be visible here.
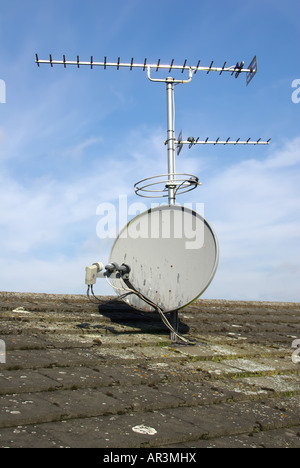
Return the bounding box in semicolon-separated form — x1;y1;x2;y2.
146;66;193;84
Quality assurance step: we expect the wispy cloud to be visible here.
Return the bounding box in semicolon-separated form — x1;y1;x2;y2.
0;126;165;294
202;137;300;301
63;137;103;160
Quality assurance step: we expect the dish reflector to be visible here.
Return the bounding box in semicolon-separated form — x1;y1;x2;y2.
109;205;219;312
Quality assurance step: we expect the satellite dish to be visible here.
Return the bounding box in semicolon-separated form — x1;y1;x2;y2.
108;205;219;313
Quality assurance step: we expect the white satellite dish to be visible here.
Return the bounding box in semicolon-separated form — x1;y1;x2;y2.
108;205;219;313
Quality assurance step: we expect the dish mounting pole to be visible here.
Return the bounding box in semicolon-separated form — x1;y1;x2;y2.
166;78;176;205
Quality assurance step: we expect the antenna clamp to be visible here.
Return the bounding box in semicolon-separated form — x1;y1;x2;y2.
146;66;193;84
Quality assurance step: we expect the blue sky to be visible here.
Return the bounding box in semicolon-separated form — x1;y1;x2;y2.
0;0;299;301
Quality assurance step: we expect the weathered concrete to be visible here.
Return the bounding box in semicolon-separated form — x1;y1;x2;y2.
0;291;299;448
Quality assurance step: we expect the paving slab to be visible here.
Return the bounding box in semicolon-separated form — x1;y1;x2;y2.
0;369;62;395
165;426;300;448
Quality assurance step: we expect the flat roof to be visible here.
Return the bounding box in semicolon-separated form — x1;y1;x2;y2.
0;292;299;448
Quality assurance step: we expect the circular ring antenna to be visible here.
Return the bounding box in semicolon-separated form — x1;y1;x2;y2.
109;205;219;313
134;173;201;198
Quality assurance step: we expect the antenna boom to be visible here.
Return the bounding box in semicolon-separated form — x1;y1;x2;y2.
174;137;271;147
35;54;257;83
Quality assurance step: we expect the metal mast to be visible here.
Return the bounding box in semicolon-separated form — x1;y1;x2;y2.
166;78;176;205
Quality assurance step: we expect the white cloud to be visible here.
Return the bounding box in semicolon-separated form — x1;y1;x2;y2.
0;126;165;294
63;137;103;160
0;126;299;302
201;136;300;301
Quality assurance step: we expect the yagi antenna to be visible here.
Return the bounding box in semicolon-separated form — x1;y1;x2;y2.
35;53;270;205
176;136;271;155
35;54;257;84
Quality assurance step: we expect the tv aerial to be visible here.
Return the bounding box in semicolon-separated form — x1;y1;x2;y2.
35;54;270;343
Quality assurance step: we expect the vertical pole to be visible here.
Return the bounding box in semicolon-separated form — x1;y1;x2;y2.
167;78;177;339
166;78;176;205
170;310;179;342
